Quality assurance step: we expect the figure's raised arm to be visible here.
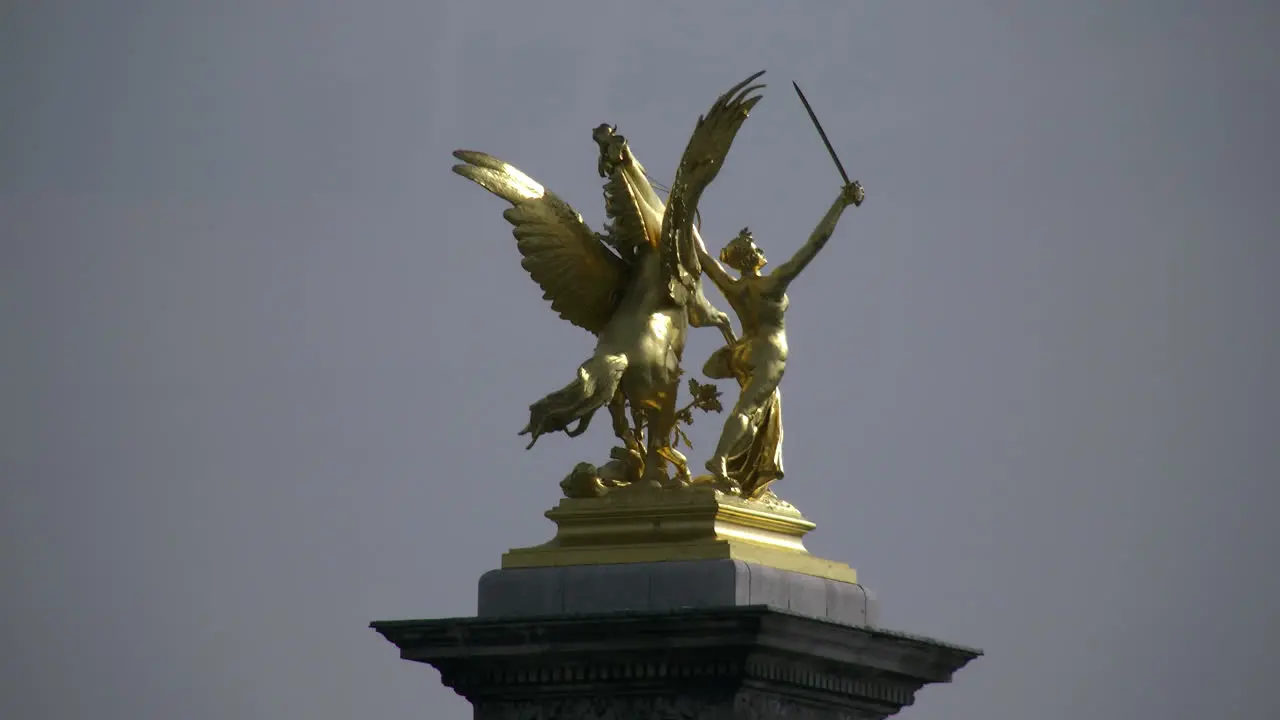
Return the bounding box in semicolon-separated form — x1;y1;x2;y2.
769;182;863;292
693;227;735;295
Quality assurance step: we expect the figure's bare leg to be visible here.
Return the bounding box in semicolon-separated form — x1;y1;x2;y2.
705;412;747;492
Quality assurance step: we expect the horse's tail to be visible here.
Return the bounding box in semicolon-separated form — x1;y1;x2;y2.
519;353;628;449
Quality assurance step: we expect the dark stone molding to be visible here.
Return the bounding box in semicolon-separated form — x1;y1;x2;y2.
472;691;881;720
372;606;980;719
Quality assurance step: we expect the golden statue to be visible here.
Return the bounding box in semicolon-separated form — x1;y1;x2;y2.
452;73;764;488
695;182;863;499
686;81;864;499
447;75;871;583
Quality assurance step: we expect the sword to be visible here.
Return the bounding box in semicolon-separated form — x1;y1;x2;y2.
792;81;861;200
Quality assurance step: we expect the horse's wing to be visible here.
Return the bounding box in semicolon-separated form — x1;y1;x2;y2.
599;149;660;253
661;71;765;297
452;150;629;336
595;135;660;256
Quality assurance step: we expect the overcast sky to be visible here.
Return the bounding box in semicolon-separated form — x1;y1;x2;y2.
3;2;1278;719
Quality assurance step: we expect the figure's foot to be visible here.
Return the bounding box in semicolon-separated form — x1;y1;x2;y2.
704;456;728;481
704;456;741;495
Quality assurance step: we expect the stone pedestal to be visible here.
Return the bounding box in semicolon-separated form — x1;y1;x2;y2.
371;489;980;718
476;559;877;626
373;603;978;719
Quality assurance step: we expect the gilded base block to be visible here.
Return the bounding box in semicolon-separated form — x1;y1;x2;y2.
501;485;857;584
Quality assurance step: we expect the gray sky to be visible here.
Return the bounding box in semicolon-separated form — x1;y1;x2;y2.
3;2;1278;719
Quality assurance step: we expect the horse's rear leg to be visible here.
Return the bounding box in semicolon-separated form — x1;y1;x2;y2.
642;394;689;489
608;391;642;456
657;444;691;486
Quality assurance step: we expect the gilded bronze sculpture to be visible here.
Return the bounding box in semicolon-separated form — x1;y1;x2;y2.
695;180;862;498
452;72;863;503
372;78;987;720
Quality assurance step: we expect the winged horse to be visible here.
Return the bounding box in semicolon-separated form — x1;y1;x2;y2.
451;72;764;486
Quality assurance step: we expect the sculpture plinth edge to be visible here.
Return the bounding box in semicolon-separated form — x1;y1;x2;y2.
502;485;857;583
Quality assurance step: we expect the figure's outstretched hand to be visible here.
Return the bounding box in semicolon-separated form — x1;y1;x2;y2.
840;181;865;208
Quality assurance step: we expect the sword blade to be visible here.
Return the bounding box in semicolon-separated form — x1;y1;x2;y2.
792;81;852;186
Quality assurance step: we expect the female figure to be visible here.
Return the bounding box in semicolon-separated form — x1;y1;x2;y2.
697;181;864;496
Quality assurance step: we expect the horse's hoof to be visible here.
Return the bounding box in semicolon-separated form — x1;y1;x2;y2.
665;466;693;487
638;469;670;488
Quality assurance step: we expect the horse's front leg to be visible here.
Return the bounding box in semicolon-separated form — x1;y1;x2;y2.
688;282;737;347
